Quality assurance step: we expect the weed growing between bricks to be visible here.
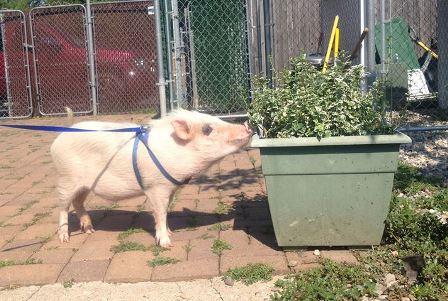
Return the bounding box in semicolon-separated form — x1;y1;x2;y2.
14;200;39;216
183;241;193;259
116;228;145;241
271;164;448;301
147;256;179;268
0;258;42;269
198;233;215;240
93;202;120;211
149;244;168;256
208;223;232;232
22;212;51;230
213;201;233;215
211;239;232;256
63;279;75;288
224;263;274;285
110;241;147;253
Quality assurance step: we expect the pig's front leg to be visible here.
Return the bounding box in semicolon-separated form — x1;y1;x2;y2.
146;187;173;248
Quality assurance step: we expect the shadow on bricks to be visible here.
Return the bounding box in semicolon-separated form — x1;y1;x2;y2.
192;168;259;191
65;209;234;238
230;193;282;253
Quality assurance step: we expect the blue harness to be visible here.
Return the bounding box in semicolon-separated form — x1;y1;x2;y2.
0;124;189;188
132;127;190;188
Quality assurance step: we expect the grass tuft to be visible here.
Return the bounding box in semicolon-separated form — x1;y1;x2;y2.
211;239;232;256
147;256;179;267
225;263;273;285
110;241;147;253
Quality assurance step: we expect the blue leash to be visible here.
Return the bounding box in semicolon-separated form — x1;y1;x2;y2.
0;124;187;187
0;124;143;132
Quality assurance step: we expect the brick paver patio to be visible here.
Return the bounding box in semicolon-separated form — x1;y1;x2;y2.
0;114;357;287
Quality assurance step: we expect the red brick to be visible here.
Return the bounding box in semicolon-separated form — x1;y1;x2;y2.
3;212;36;226
187;238;217;260
58;260;110;282
0;264;64;286
0;239;43;262
195;198;221;213
104;251;153;282
32;248;74;264
0;205;22;220
14;223;56;241
43;232;88;250
152;258;219;281
122;231;155;248
321;250;358;264
285;251;321;272
158;242;188;261
169;226;212;243
71;239;115;262
0;225;22;246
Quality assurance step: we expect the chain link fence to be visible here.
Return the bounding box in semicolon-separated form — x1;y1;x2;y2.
92;0;159;114
0;10;32;118
30;5;92;115
165;0;251;116
377;0;447;130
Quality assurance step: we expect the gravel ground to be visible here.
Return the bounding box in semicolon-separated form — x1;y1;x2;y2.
399;128;448;187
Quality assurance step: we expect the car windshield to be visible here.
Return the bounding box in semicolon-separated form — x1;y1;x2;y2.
52;27;85;49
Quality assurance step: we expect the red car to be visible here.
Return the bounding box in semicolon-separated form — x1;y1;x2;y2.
1;22;157;116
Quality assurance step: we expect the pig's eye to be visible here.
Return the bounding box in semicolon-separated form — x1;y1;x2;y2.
202;124;213;136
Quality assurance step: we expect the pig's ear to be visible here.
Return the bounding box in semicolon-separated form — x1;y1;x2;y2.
171;119;193;141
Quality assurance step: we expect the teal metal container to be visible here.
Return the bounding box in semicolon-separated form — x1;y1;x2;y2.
251;134;412;247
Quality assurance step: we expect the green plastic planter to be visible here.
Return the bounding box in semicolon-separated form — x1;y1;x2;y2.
251;134;412;247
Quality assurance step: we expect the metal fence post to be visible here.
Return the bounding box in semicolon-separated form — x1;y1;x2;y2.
380;0;386;78
438;0;448;109
0;15;13;117
171;0;183;109
155;0;167;117
366;0;376;85
85;0;98;115
263;0;272;86
163;0;174;111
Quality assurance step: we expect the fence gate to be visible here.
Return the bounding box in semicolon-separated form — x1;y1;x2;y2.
91;0;160;114
30;5;92;116
165;0;251;116
0;10;32;119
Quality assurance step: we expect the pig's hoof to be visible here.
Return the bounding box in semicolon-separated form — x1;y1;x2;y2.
157;236;173;248
59;232;70;243
80;216;95;234
167;228;173;236
81;224;95;234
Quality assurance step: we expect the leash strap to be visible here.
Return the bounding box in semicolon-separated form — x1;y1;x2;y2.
1;123;189;188
0;124;142;132
132;128;189;189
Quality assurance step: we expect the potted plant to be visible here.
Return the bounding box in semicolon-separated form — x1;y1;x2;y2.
249;56;411;247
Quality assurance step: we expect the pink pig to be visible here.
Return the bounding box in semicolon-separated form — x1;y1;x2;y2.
51;109;253;247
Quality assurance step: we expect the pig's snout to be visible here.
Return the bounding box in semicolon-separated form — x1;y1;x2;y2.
244;121;255;135
229;122;253;146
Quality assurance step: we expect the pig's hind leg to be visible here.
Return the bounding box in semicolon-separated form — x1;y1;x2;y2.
72;188;94;234
57;181;91;243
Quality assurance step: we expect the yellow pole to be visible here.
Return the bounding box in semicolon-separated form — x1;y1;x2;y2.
416;41;439;60
323;15;339;73
334;27;340;61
